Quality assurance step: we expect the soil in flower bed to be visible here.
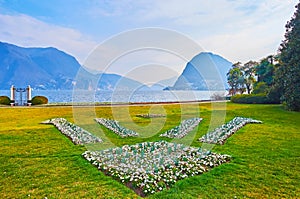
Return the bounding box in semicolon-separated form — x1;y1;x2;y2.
82;141;231;197
136;114;166;118
198;116;262;144
42;118;103;145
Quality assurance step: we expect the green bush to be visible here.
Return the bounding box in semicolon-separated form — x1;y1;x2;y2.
231;93;278;104
0;96;11;105
252;82;269;94
31;96;48;105
267;86;282;104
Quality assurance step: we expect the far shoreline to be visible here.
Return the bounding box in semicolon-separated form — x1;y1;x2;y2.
0;99;229;108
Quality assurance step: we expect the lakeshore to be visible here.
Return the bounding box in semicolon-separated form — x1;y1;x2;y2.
0;90;226;104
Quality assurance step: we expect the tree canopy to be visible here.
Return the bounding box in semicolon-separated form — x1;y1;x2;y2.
227;64;245;95
226;1;300;109
276;1;300;111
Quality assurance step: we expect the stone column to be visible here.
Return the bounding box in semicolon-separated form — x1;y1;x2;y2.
10;85;15;100
27;85;32;106
27;85;32;100
10;85;15;106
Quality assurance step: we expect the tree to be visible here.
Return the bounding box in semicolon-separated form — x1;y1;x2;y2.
232;62;242;69
227;65;245;95
255;55;275;86
242;61;258;94
276;1;300;111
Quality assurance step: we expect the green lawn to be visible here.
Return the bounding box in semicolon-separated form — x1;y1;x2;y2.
0;102;299;198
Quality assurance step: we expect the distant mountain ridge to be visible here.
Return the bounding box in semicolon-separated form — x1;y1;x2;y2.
166;52;232;90
74;67;150;91
0;42;81;89
0;42;148;90
0;42;232;91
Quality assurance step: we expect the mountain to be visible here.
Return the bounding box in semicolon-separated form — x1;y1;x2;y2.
150;76;178;90
166;52;232;90
0;41;81;89
74;67;150;91
0;42;148;90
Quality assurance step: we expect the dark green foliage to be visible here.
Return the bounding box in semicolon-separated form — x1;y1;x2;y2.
255;56;276;86
31;96;48;105
276;2;300;111
226;57;278;96
252;82;269;94
0;96;11;105
231;94;268;104
267;86;282;104
230;94;279;104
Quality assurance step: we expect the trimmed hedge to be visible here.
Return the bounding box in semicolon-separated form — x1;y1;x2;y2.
231;94;279;104
31;96;48;105
0;96;11;105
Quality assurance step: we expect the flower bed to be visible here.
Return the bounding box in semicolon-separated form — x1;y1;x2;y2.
95;118;139;137
42;118;102;145
136;114;166;118
160;118;202;138
82;141;230;196
198;117;262;145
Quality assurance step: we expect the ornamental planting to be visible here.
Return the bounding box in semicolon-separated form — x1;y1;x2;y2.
198;116;262;145
160;118;203;138
82;141;230;196
42;118;102;145
95;118;139;137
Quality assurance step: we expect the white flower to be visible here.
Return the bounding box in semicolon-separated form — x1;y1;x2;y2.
82;140;230;195
43;118;102;145
95;118;139;137
160;118;202;138
199;117;262;144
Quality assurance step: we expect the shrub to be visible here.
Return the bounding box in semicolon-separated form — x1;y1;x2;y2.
231;94;271;104
267;86;282;104
252;82;269;94
0;96;11;105
31;96;48;105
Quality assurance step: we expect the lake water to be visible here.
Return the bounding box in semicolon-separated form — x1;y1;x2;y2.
0;90;226;103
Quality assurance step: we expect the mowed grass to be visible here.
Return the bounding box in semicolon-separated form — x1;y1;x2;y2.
0;102;299;198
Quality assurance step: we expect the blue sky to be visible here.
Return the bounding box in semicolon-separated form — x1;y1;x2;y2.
0;0;298;84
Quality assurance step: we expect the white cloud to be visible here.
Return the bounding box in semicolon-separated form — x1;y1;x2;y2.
0;13;97;63
0;0;298;83
99;0;297;63
196;0;298;63
134;0;297;27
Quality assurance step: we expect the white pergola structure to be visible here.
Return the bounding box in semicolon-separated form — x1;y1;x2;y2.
10;85;32;106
